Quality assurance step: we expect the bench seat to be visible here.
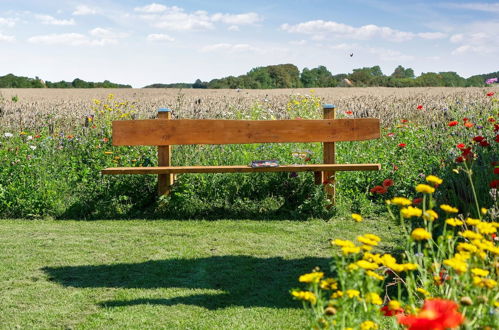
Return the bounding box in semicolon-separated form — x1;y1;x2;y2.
102;163;381;175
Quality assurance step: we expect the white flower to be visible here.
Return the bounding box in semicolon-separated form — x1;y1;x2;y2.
27;135;33;140
4;132;13;137
29;145;36;150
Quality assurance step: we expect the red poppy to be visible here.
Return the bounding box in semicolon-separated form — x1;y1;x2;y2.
456;143;466;149
495;134;499;143
488;117;496;122
455;156;465;163
102;138;109;143
464;122;474;128
370;185;388;194
34;134;41;139
487;92;495;97
383;179;394;187
494;167;499;175
387;133;395;137
413;198;423;205
401;119;408;123
381;304;404;317
495;124;499;132
397;299;464;330
462;118;468;122
473;136;484;142
479;140;490;147
345;111;353;115
448;121;458;127
67;135;74;139
491;180;499;188
417;105;423;110
398;143;407;148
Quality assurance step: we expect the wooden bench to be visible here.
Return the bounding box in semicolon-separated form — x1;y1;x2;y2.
101;105;381;203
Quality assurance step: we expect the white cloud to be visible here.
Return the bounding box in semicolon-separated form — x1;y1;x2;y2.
211;12;261;25
449;22;499;55
146;33;174;42
0;33;15;42
0;17;17;27
418;32;447;39
35;14;75;26
134;3;167;13
73;5;98;16
282;20;447;43
136;5;262;31
201;43;262;53
444;2;499;13
28;29;125;47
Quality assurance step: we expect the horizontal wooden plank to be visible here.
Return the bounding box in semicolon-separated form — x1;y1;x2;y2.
112;119;380;146
102;164;381;175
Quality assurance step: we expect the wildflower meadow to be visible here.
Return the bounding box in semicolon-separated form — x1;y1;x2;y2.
0;86;498;329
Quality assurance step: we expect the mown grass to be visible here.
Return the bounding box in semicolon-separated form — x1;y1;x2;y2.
0;217;401;329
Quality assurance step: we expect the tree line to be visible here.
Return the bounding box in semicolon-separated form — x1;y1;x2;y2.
0;74;131;88
1;65;497;89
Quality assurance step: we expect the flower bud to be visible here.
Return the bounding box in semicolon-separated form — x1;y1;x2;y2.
460;297;473;306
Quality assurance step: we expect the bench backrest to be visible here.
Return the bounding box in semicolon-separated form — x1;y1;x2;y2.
112;118;380;146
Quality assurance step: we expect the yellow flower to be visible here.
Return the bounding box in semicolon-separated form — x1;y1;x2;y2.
389;197;412;206
361;245;373;251
331;290;343;298
425;175;443;185
471;268;489;277
363;252;383;264
423;210;439;221
104;151;113;155
351;213;363;222
473;277;497;289
446;218;463;227
331;239;355;247
320;278;338;290
459;230;483;240
476;222;496;235
481;208;487;215
299;272;324;283
342;246;361;255
443;257;468;273
347;263;359;271
388;300;402;310
356;260;379;270
357;235;379;246
440;204;459;213
457;242;477;253
411;228;431;241
346;289;360;298
401;263;418;271
416;288;430;296
360;321;378;330
365;292;383;305
363;234;381;242
465;218;481;226
291;290;317;304
416;184;435;194
401;206;423;218
366;270;384;281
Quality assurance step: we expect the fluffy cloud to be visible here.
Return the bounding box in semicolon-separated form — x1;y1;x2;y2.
146;33;175;42
136;4;262;31
73;5;98;16
449;22;499;54
0;33;15;42
0;17;17;27
35;14;75;26
281;20;446;42
28;28;126;46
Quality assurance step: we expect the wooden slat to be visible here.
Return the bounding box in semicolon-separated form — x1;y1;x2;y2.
112;119;380;146
102;164;381;175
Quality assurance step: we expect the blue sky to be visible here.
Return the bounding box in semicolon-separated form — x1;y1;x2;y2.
0;0;498;87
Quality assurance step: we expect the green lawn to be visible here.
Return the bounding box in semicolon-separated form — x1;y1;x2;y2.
0;217;401;329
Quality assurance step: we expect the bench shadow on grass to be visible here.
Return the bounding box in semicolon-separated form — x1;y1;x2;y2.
43;255;330;310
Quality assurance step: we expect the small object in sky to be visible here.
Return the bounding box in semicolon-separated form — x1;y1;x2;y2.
350;53;354;57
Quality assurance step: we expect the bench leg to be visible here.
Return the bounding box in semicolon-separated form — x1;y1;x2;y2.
158;173;174;196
